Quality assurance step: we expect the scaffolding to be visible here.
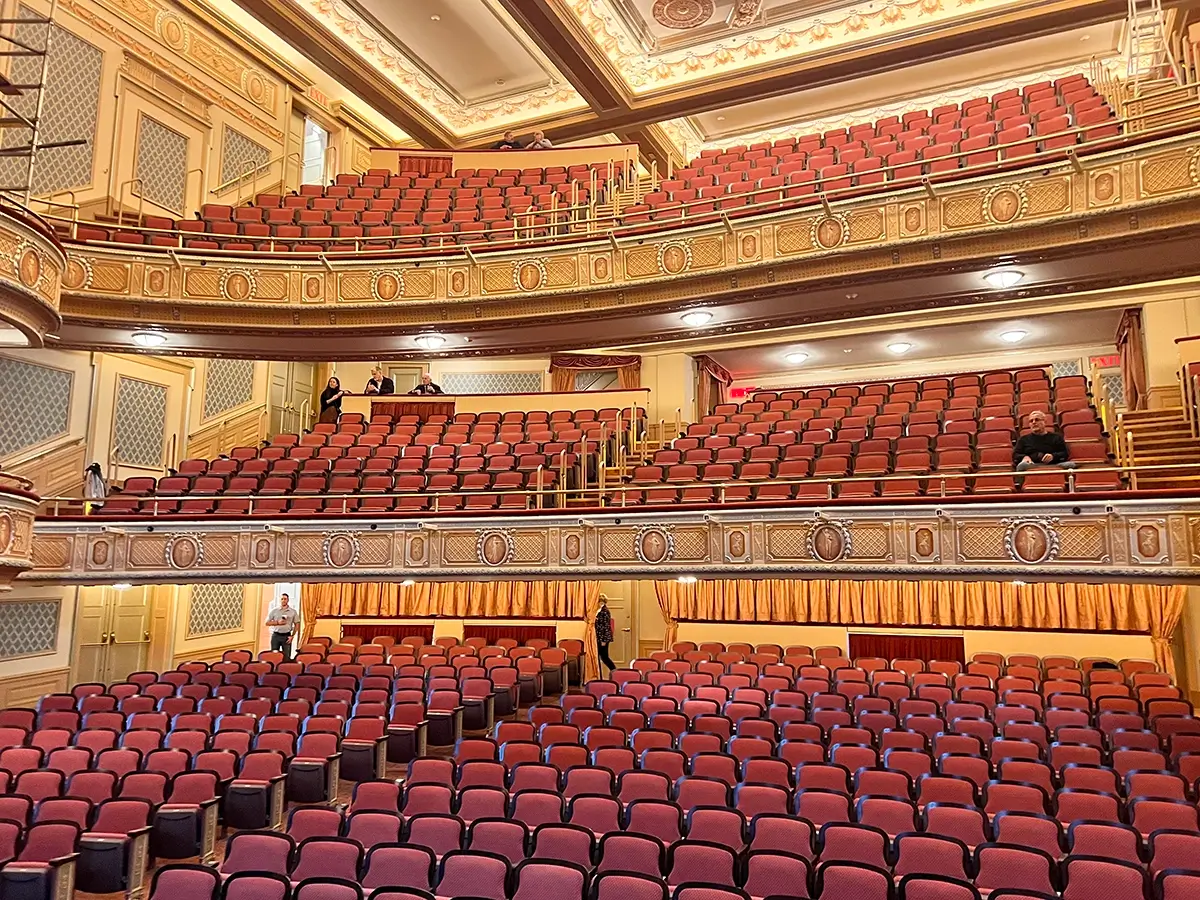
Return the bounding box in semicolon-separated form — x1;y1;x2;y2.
1126;0;1181;98
0;0;85;204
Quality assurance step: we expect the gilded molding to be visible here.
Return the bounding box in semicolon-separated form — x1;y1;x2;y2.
56;135;1200;335
0;207;66;346
0;476;41;590
24;499;1200;584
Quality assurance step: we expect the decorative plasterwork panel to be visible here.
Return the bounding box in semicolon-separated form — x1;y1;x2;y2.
570;0;1028;94
296;0;588;134
0;8;103;194
0;599;59;659
55;135;1200;331
58;0;284;142
219;127;272;189
24;499;1200;583
203;359;255;420
135;116;189;214
113;377;167;468
440;372;544;394
0;358;72;459
187;583;245;636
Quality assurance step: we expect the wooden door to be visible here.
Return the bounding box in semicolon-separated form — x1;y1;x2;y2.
602;592;632;666
73;587;109;685
106;587;152;682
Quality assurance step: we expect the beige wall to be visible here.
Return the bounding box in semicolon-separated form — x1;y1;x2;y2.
1141;297;1200;407
167;583;268;665
640;352;696;425
0;585;76;707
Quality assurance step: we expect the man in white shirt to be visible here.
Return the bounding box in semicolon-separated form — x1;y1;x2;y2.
265;593;298;658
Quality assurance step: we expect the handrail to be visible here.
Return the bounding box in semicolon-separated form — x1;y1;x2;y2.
113;177;144;228
51;107;1200;261
35;460;1200;518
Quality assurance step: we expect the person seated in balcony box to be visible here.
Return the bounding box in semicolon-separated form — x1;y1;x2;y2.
409;373;444;395
527;130;554;150
319;376;345;424
1013;410;1076;471
364;366;394;395
494;130;523;150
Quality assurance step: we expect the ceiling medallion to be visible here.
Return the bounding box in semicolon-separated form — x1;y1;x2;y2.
635;526;676;565
219;268;256;301
811;215;849;250
165;534;203;570
371;270;404;301
652;0;715;29
323;532;361;568
656;240;693;275
477;530;515;567
808;518;853;562
1003;517;1061;565
983;184;1029;225
513;258;548;292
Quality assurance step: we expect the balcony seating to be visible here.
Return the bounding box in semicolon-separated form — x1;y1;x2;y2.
612;368;1119;505
92;406;640;516
68;77;1121;253
2;641;1194;900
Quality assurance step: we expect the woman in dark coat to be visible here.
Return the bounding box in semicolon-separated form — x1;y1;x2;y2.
318;376;345;425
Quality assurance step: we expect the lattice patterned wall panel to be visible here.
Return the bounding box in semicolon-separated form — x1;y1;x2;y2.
0;7;102;194
135;116;188;213
114;377;166;468
0;599;59;659
0;357;72;458
1102;372;1126;408
1051;359;1083;378
440;372;543;394
187;584;245;636
219;126;270;188
203;359;255;419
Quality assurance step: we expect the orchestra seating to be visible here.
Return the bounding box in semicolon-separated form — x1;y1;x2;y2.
67;77;1119;252
3;636;1197;900
81;365;1117;519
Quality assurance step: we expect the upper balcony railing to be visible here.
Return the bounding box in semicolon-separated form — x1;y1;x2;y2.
32;97;1200;264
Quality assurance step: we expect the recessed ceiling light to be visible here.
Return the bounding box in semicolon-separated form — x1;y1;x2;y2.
999;329;1028;344
785;352;809;364
843;349;853;354
495;78;505;86
113;582;132;591
677;575;697;584
716;116;725;122
983;269;1024;289
430;14;441;20
888;341;913;354
401;579;416;586
681;310;713;327
131;331;167;348
415;334;447;350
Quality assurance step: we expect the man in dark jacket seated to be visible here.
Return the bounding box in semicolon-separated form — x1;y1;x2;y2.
1013;409;1076;471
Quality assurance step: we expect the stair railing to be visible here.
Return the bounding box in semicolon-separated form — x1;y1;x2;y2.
1125;429;1139;488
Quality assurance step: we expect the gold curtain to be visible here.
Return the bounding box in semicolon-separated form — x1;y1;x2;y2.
616;360;642;390
654;579;1185;676
302;580;604;677
1116;308;1147;411
550;368;576;393
657;592;679;651
300;587;320;646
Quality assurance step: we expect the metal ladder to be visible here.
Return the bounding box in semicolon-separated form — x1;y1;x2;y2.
1126;0;1180;97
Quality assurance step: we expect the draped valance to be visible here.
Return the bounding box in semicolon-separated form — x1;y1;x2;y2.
301;580;604;678
654;579;1185;677
549;354;641;392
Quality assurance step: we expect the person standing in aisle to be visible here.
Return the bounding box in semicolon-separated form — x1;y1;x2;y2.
265;592;298;659
595;595;615;674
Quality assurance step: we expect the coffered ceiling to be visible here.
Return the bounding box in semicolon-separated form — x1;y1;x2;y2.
226;0;1129;160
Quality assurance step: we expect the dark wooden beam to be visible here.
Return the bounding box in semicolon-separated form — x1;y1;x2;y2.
230;0;457;148
498;0;628;112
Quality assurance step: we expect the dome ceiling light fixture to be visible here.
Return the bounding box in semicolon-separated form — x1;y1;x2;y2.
887;341;913;354
999;329;1029;344
131;330;167;348
681;310;714;328
414;333;447;350
785;352;809;364
983;269;1025;289
677;575;698;584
